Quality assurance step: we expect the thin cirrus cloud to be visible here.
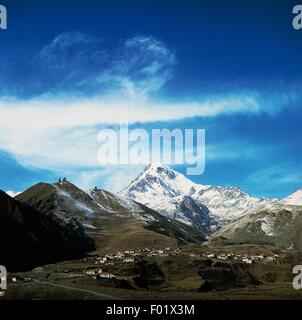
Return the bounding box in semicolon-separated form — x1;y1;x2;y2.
0;90;292;172
33;32;177;95
0;32;297;189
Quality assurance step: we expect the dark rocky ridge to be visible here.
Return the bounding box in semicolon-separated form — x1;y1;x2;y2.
17;181;207;247
0;190;95;272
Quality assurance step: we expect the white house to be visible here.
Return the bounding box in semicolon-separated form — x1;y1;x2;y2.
85;268;103;276
124;257;135;263
242;258;252;264
98;272;116;279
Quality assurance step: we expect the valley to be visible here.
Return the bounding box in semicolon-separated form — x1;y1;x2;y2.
2;164;302;300
3;244;302;300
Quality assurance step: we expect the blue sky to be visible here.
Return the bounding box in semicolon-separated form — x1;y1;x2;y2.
0;0;301;199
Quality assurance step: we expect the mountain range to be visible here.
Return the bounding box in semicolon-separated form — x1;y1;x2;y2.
120;164;302;249
120;164;270;232
0;178;204;270
16;179;206;241
2;163;302;271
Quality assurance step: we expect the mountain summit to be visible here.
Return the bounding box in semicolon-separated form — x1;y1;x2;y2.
281;189;302;206
121;163;206;198
120;164;212;234
120;164;269;232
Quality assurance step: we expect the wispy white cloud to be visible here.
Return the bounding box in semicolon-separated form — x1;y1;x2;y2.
33;32;176;95
0;92;289;172
0;92;283;130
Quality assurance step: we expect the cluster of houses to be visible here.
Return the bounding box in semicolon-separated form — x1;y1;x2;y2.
83;247;182;280
84;247;182;267
84;268;116;280
83;247;280;270
81;249;280;282
201;252;279;264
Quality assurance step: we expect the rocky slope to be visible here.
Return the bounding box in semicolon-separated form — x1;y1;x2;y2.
0;190;94;271
210;203;302;251
16;180;207;253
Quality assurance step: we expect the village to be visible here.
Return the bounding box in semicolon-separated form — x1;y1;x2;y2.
79;247;281;280
81;247;182;280
201;252;280;264
6;247;281;285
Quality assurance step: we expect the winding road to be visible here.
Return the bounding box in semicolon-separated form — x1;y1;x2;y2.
34;279;122;300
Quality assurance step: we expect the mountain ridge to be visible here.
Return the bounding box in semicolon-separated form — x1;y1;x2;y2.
282;189;302;206
210;202;302;251
120;163;270;232
16;180;207;255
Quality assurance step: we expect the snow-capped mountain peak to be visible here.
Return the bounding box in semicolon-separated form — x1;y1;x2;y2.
120;163;270;232
121;163;207;198
120;163;212;234
282;189;302;206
